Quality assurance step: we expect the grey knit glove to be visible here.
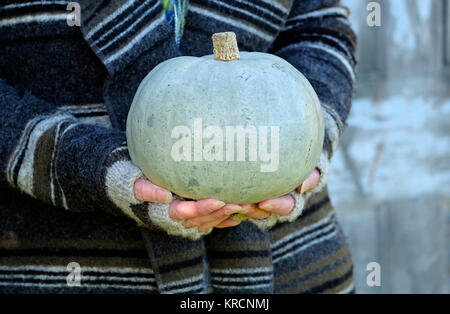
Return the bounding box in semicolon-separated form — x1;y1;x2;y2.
103;149;209;240
246;150;330;230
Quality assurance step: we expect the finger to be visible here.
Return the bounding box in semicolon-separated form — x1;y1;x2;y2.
183;204;243;227
192;199;227;216
169;199;225;221
297;168;320;194
258;194;295;216
197;216;229;232
215;218;242;229
134;178;172;203
240;204;271;220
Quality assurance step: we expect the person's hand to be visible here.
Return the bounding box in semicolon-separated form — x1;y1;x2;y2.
242;168;321;219
133;166;321;230
171;199;244;232
134;178;244;232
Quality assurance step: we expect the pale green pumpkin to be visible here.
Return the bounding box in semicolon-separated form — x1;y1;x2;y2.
126;32;324;204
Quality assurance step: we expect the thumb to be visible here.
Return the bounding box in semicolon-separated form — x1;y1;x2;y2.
297;168;320;194
134;178;172;203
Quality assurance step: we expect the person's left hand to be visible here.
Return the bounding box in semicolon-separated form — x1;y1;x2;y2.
240;168;321;219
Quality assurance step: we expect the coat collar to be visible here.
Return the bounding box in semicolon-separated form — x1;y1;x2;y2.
79;0;182;130
79;0;179;75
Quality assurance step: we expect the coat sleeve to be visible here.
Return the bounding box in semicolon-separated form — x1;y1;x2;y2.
248;0;356;230
0;78;206;240
271;0;356;159
0;78;125;213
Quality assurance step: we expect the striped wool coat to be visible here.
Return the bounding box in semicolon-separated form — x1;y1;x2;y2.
0;0;356;293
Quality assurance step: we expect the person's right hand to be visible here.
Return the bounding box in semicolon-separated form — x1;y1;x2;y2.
134;178;243;232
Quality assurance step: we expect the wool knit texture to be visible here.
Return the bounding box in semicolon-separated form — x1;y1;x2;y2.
0;0;356;293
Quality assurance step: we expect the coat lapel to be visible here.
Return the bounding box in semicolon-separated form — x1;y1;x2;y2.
79;0;181;130
79;0;176;75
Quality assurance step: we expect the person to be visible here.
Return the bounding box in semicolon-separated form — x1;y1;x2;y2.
0;0;356;293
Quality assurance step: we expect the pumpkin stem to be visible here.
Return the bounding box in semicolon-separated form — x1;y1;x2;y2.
212;32;240;61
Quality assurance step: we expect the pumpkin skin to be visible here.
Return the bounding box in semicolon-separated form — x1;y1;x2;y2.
126;51;324;204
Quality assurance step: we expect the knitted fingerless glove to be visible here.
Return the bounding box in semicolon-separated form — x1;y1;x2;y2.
103;150;209;240
247;150;330;230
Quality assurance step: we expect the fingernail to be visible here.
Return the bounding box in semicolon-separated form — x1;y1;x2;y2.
300;184;306;194
301;172;319;194
259;203;273;211
225;205;243;215
165;192;173;203
238;205;250;214
214;201;226;208
158;189;172;203
300;180;311;194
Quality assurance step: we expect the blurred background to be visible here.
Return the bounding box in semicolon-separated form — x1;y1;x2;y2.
329;0;449;293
